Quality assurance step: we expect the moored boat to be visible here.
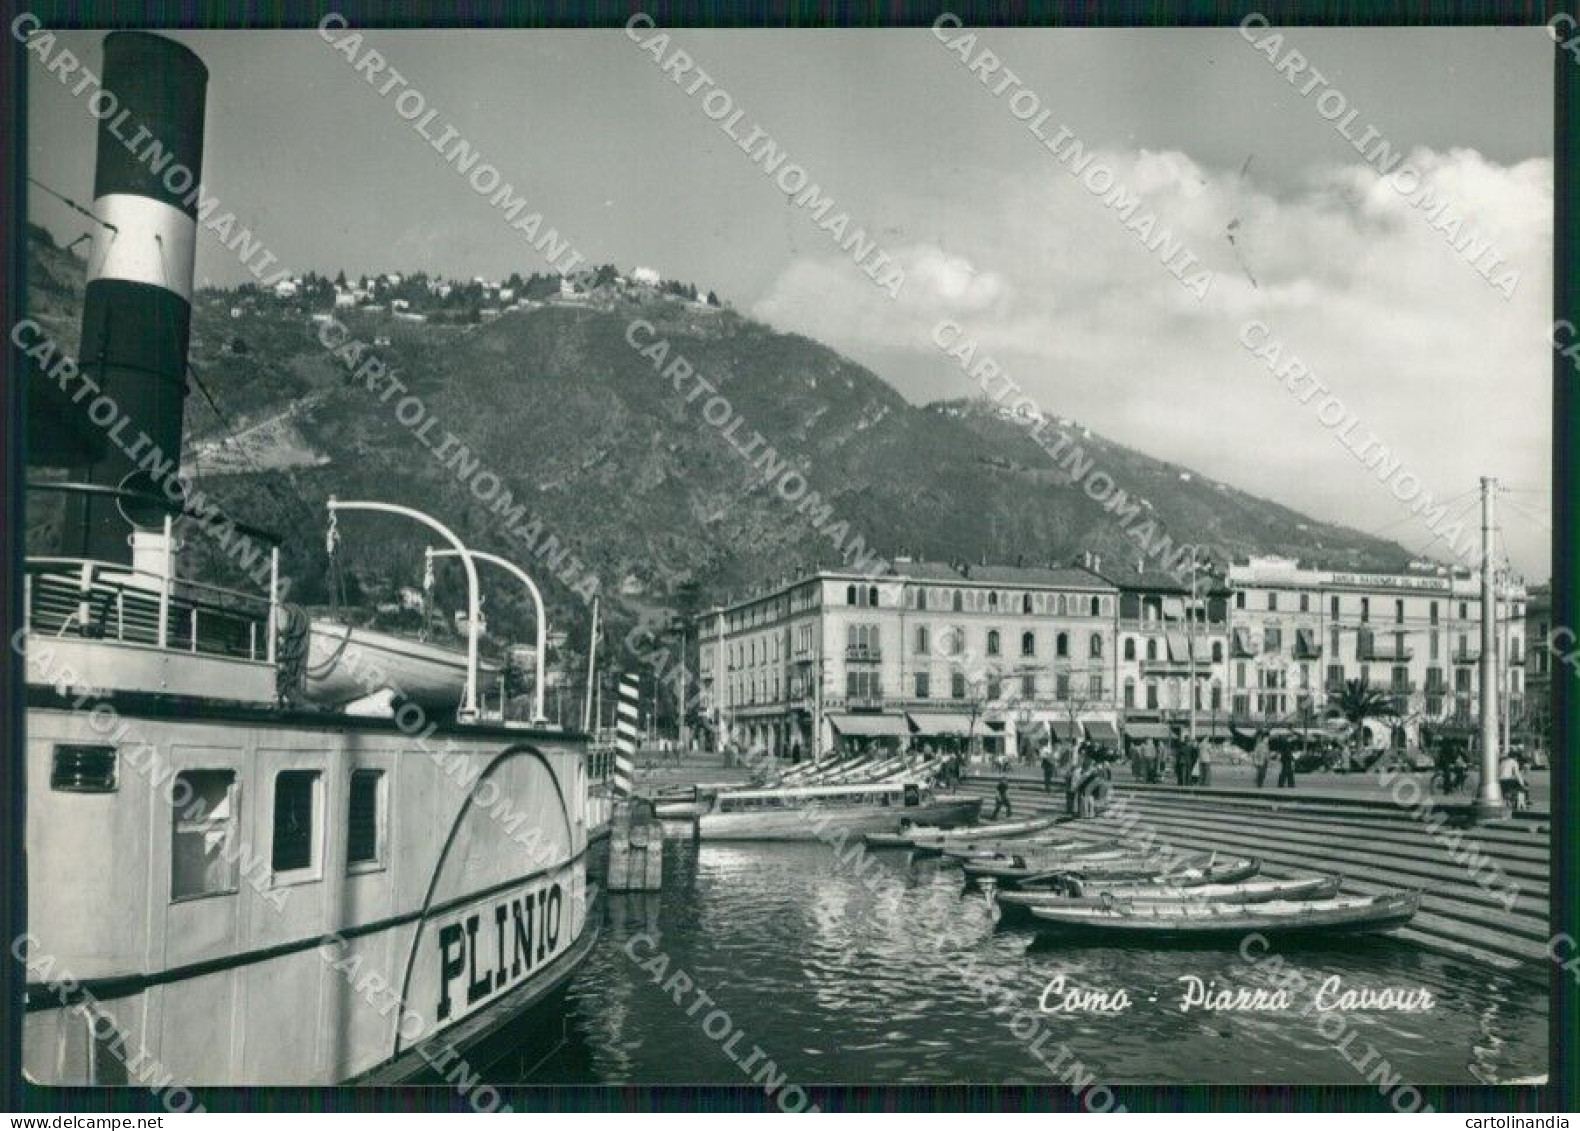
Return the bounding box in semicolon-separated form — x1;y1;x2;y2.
995;875;1343;919
907;815;1062;846
1026;891;1420;941
696;782;981;841
986;856;1262;890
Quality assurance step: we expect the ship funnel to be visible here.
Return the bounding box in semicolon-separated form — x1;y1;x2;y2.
61;31;208;562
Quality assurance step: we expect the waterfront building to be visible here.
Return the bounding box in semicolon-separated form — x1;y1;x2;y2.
1523;582;1552;755
1224;556;1526;747
697;558;1120;760
1093;565;1231;741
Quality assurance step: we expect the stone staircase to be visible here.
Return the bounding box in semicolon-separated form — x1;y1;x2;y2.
955;776;1551;978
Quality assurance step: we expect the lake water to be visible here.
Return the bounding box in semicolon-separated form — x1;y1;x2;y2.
497;830;1547;1087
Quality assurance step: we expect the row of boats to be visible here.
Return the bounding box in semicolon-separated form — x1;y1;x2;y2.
865;816;1422;943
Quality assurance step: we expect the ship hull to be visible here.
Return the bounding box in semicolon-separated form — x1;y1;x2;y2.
21;693;594;1085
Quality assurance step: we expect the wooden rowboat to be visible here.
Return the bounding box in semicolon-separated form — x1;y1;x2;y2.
908;816;1062;845
991;856;1263;891
996;875;1342;919
1027;891;1419;941
939;836;1119;861
964;851;1213;883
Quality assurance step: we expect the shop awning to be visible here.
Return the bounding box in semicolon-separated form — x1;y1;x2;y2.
1083;720;1120;744
1161;596;1186;619
1164;631;1188;661
907;711;976;736
1190;636;1214;662
1231;628;1256;658
1049;719;1082;740
827;713;908;737
1124;721;1175;740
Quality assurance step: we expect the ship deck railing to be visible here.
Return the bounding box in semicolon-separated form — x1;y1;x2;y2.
25;556;275;663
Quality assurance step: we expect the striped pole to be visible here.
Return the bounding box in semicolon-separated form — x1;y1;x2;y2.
66;33;209;561
613;672;640;797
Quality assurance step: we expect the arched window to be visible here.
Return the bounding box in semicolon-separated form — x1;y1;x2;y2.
1021;631;1036;657
1090;633;1103;659
987;629;1001;656
1123;678;1136;707
1022;593;1034;615
1090;596;1101;617
1056;594;1067;615
952;589;963;613
867;586;879;607
1124;637;1136;661
846;585;857;606
1146;638;1158;661
1055;632;1069;658
988;590;999;610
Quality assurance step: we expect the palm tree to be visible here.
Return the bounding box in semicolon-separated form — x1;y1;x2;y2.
1331;678;1395;754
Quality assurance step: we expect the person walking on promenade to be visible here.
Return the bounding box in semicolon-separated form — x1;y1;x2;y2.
1172;733;1191;786
1197;740;1213;788
1277;740;1297;788
1041;748;1056;794
1252;731;1272;789
985;774;1011;815
991;774;1013;819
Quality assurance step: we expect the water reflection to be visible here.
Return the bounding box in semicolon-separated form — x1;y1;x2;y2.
511;837;1546;1085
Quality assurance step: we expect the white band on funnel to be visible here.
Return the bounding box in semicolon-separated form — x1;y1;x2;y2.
86;192;198;304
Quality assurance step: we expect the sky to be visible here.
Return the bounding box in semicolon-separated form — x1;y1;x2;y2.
26;25;1555;578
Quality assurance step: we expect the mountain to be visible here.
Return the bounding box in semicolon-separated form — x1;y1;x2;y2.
24;224;1415;652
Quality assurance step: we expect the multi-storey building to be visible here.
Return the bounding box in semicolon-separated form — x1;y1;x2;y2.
697;558;1120;759
1225;556;1526;747
1523;582;1552;753
1094;566;1231;740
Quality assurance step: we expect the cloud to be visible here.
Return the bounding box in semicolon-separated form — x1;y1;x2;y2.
750;146;1553;576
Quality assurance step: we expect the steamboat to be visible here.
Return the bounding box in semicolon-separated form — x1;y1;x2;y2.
20;31;596;1085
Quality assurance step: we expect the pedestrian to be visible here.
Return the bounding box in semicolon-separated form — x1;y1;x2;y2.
1173;733;1190;786
1252;731;1271;789
1041;748;1056;794
992;774;1013;820
1197;740;1213;788
1277;741;1297;788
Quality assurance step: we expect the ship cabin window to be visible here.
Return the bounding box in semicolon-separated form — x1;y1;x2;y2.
347;769;385;871
272;770;323;881
171;770;241;901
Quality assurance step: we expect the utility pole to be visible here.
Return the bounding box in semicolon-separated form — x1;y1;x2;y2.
582;595;599;733
1473;476;1505;821
1187;561;1199;743
1500;569;1512;755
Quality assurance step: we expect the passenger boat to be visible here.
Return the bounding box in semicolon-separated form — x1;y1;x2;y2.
696;782;981;841
20;31;596;1087
995;875;1343;920
1027;891;1420;941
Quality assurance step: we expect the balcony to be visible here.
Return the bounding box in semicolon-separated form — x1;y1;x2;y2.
1452;649;1482;664
845;646;883;662
1360;642;1414;662
1140;658;1193;675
